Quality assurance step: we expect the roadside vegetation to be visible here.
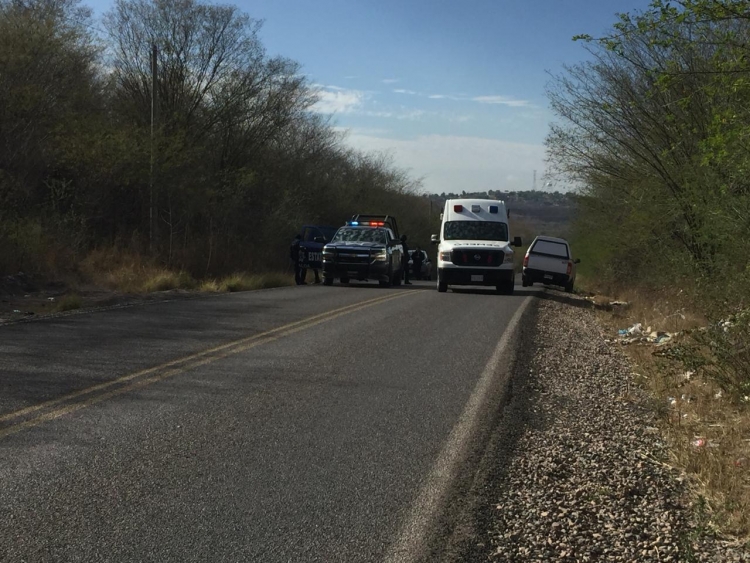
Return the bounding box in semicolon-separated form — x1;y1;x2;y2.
0;0;437;296
547;0;750;543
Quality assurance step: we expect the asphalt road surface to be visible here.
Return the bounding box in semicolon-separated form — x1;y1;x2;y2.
0;280;536;563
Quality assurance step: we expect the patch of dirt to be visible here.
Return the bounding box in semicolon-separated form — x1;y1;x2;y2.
0;273;198;324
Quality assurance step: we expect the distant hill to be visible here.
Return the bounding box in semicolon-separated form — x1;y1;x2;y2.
425;190;578;239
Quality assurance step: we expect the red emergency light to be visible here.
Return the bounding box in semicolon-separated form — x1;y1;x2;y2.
454;205;463;212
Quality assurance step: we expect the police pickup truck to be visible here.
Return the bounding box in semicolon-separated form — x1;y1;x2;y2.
322;215;404;287
298;225;339;270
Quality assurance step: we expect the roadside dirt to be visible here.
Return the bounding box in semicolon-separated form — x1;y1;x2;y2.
0;273;197;325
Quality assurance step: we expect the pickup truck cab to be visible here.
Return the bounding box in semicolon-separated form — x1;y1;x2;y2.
431;199;522;294
521;236;580;292
322;215;404;287
298;225;338;270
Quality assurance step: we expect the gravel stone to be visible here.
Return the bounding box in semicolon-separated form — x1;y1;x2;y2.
486;294;750;562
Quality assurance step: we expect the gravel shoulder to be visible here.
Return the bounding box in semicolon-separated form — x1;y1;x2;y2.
448;291;749;562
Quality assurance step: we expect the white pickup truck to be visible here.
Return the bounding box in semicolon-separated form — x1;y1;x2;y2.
521;236;580;292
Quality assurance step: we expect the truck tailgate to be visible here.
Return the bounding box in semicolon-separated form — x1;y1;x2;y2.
527;253;569;274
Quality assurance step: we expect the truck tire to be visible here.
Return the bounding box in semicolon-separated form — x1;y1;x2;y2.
497;280;514;295
379;266;392;287
521;275;530;287
392;265;402;286
437;270;447;293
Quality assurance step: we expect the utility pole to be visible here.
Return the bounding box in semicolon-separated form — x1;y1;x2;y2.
533;169;537;191
149;42;158;252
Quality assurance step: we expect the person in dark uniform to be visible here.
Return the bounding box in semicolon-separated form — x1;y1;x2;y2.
400;234;411;284
412;246;423;280
290;234;305;285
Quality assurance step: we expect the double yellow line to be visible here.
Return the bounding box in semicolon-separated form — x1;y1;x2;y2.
0;291;413;440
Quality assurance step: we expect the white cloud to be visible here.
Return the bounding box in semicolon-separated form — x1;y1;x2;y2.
312;86;365;114
472;96;530;107
427;93;530;107
396;109;427;120
344;133;545;193
382;78;400;84
393;89;418;95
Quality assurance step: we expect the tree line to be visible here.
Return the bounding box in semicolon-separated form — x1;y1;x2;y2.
547;0;750;312
0;0;435;279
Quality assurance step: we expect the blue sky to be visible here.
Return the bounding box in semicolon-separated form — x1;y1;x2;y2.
88;0;655;193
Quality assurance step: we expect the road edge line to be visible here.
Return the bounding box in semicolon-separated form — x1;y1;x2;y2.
383;296;533;563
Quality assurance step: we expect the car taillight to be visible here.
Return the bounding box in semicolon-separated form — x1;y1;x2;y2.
523;255;529;268
566;261;572;275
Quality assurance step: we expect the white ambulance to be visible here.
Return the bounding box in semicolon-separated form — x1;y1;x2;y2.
430;199;523;294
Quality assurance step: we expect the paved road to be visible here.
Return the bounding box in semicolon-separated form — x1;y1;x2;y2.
0;280;535;562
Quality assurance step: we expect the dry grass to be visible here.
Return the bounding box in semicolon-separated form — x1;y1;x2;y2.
54;293;82;312
587;281;750;543
79;249;292;294
80;249;197;293
217;272;293;292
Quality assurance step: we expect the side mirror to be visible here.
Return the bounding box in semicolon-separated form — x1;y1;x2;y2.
574;258;581;264
430;234;439;245
513;237;522;247
313;236;326;244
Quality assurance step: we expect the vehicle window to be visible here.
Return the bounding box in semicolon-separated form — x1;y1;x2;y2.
320;227;338;242
302;227;317;242
443;221;508;242
332;227;387;244
531;240;569;258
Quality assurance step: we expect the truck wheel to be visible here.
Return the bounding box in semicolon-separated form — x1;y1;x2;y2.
340;277;349;284
497;281;514;295
322;277;333;286
392;267;402;286
521;275;529;287
379;267;392;287
437;271;447;293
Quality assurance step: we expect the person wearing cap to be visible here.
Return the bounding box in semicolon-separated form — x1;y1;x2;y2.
412;246;423;280
400;234;411;285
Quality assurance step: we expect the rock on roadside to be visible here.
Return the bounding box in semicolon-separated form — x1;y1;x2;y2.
486;295;748;562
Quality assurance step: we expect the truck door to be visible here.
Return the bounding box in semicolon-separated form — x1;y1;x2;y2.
300;226;325;269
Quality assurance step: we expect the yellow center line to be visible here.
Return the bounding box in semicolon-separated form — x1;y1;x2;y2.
0;291;406;422
0;291;411;430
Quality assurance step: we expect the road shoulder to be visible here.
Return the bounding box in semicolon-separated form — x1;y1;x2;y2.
442;291;749;562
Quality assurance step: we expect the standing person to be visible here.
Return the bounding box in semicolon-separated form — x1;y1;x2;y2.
400;234;411;285
290;234;306;285
412;247;423;280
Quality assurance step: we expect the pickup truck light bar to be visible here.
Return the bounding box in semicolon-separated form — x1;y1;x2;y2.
346;221;385;227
